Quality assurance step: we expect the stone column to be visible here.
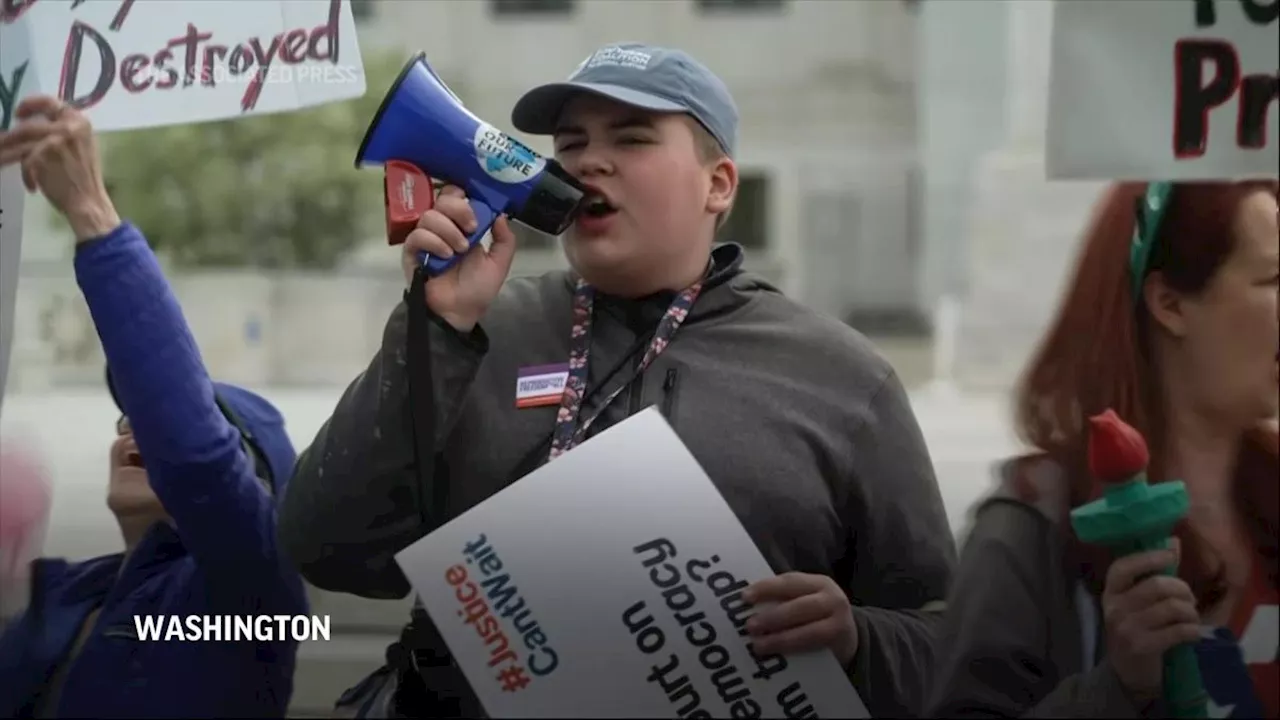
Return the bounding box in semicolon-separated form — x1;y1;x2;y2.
952;0;1107;391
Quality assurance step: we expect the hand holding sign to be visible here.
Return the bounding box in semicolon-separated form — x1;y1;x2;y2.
0;0;365;134
0;95;120;241
744;572;859;666
396;408;870;718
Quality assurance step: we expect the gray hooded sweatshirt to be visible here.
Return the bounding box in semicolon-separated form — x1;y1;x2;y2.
278;244;956;717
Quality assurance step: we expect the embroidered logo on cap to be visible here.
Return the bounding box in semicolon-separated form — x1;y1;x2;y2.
571;46;654;78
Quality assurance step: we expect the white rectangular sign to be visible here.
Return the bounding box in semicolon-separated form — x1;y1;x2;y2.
1047;0;1278;180
0;0;366;133
0;0;367;412
395;408;870;719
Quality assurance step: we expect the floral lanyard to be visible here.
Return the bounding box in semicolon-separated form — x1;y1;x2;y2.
547;278;701;461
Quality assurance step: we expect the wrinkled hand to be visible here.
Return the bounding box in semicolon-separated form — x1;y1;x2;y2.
743;572;858;665
0;95;120;242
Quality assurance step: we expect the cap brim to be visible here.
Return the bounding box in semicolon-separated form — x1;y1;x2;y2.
511;82;688;135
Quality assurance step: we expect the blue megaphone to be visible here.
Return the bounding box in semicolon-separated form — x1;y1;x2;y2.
356;53;587;276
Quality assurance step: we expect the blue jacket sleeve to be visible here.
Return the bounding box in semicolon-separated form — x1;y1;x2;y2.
73;222;302;614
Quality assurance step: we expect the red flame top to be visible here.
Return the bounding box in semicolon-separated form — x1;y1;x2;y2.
1087;409;1150;484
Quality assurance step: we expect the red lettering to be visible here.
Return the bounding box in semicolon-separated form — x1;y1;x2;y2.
449;569;523;676
1237;71;1278;149
1173;38;1277;158
241;0;342;111
153;49;178;90
59;21;114;111
51;0;344;114
119;53;151;93
306;0;343;63
165;23;213;88
455;580;479;603
240;34;283;112
1173;38;1241;158
108;0;135;31
444;564;467;586
478;614;502;645
201;44;228;87
227;45;253;76
0;0;37;25
66;0;134;30
281;29;308;64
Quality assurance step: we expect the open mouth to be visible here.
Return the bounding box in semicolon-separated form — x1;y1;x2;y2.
579;188;618;219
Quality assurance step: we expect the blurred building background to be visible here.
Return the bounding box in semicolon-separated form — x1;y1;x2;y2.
5;0;1029;396
2;1;1110;716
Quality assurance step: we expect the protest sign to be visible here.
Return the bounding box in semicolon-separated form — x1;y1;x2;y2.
395;407;870;719
0;0;367;412
1046;0;1278;180
0;0;366;133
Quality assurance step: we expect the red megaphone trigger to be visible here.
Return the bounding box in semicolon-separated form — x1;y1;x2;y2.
384;160;435;246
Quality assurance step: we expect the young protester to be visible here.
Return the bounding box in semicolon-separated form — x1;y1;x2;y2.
281;43;955;718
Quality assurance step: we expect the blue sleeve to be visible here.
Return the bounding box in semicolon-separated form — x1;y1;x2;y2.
73;222;302;613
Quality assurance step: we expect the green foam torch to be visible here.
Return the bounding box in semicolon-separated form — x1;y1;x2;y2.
1069;409;1208;718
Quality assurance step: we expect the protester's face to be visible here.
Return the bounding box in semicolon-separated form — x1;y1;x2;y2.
1174;189;1279;424
552;95;731;287
107;415;164;518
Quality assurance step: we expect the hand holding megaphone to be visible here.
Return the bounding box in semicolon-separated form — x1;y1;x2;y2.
357;52;587;324
399;184;518;333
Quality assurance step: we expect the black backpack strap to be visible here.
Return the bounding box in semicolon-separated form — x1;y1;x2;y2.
406;267;449;531
393;268;483;717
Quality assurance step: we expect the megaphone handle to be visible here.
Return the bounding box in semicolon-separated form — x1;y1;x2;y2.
421;199;500;277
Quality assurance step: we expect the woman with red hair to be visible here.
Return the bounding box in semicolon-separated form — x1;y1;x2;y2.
926;180;1278;718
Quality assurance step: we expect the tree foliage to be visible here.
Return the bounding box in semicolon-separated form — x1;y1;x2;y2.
95;50;416;270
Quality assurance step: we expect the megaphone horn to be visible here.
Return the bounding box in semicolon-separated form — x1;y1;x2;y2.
356;53;586;277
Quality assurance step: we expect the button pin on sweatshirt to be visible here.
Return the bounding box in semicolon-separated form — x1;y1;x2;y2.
516;363;570;408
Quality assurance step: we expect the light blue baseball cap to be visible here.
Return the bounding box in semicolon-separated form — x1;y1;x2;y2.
511;42;739;157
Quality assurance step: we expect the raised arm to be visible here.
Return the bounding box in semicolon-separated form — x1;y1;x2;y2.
4;95;301;612
76;223;302;612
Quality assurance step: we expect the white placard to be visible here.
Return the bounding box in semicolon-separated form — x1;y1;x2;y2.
0;166;22;415
1046;0;1278;180
0;0;366;133
0;0;368;412
395;407;870;719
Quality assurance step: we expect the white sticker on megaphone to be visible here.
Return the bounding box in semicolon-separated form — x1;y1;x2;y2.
473;122;547;185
